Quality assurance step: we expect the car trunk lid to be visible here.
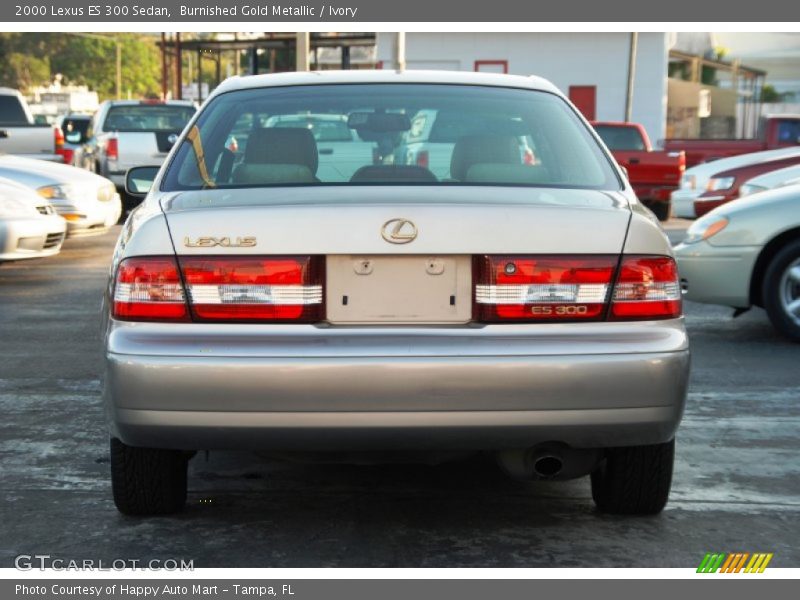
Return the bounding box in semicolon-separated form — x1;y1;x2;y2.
161;186;630;255
160;186;631;325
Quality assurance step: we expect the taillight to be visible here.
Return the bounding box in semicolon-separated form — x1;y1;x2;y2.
416;150;430;169
179;256;323;322
610;256;681;320
474;255;616;322
106;137;119;161
54;127;65;160
474;255;682;323
112;257;188;321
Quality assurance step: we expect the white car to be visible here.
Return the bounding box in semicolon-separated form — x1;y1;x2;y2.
0;177;66;263
671;146;800;218
0;156;121;236
675;183;800;341
739;164;800;198
83;100;196;210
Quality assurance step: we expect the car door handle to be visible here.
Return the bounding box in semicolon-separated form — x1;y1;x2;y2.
629;158;640;165
0;130;9;139
319;148;334;155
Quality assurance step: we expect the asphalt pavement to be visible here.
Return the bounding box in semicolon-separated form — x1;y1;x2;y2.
1;222;798;568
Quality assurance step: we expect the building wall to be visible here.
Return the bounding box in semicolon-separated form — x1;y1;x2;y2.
668;78;738;138
376;32;669;144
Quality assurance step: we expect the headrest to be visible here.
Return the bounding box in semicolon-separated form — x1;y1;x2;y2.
450;135;521;181
232;163;316;185
244;128;319;174
350;165;437;183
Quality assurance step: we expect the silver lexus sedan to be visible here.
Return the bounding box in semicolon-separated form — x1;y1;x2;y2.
104;71;689;516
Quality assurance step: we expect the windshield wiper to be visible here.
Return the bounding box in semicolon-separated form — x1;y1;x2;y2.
185;125;216;189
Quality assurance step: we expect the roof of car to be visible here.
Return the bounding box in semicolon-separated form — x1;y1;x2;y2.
212;70;562;97
102;100;195;107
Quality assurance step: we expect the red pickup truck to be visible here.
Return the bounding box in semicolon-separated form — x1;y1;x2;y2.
592;121;685;221
664;115;800;168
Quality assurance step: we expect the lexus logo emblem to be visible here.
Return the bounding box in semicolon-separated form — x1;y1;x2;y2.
167;133;179;144
381;218;417;244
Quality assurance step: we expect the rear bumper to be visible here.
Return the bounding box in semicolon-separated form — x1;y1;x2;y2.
112;405;684;451
632;185;675;204
104;320;690;451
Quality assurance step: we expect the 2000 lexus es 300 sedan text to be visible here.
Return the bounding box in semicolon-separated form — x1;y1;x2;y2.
104;71;689;516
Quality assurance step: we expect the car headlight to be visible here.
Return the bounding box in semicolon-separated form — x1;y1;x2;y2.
706;177;735;192
37;184;78;201
0;197;38;218
682;216;729;244
97;183;117;202
681;174;697;190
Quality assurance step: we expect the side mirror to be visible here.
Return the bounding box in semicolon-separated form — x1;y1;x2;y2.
619;165;629;180
125;166;160;197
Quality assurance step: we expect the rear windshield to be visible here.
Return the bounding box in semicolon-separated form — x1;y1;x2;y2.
162;84;621;191
593;125;646;151
61;116;90;139
103;104;195;133
777;120;800;144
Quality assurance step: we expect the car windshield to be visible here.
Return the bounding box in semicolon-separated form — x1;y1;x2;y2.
162;83;620;191
593;125;647;151
104;104;195;132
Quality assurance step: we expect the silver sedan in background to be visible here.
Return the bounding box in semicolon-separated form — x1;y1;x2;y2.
0;177;66;263
0;155;121;236
675;183;800;341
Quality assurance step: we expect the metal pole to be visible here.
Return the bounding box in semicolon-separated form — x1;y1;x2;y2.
175;33;182;99
116;38;122;100
624;32;638;122
160;33;167;100
396;32;406;71
296;32;310;72
197;48;202;102
342;45;351;70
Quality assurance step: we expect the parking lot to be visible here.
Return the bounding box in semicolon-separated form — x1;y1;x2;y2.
1;221;799;568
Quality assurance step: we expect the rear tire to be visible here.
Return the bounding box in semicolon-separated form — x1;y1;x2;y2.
649;201;671;222
762;239;800;342
110;437;189;516
591;439;674;515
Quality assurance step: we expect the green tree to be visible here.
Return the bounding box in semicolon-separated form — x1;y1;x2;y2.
0;33;162;99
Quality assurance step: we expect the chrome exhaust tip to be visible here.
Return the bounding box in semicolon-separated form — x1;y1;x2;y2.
532;454;564;478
